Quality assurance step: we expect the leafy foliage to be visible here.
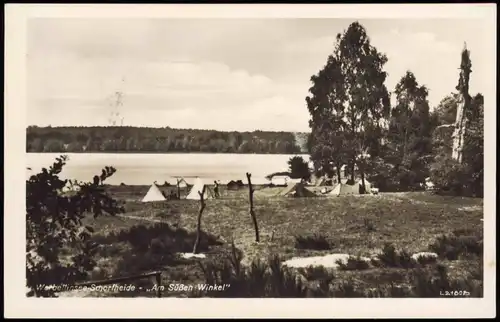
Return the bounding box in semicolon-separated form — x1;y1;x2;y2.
373;243;418;269
294;233;332;250
306;21;391;184
336;256;371;271
198;243;308;297
430;95;483;196
195;242;482;298
386;71;433;190
26;155;124;297
428;230;483;260
305;23;483;197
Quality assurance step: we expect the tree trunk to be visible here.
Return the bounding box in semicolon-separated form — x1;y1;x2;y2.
403;123;408;160
360;168;366;194
350;158;355;183
246;172;260;242
192;186;206;254
176;179;181;199
452;95;468;163
336;164;342;184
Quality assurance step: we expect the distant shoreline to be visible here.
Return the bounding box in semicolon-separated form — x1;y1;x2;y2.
26;126;310;154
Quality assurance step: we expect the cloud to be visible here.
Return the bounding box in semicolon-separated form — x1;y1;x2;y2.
27;45;313;130
370;29;473;108
118;92;310;132
282;26;488;110
27;19;491;131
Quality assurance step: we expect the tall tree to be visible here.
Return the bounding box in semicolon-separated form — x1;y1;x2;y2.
387;71;433;189
430;45;483;197
306;55;347;183
306;21;390;191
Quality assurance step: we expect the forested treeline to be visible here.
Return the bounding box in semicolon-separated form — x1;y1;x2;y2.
26;126;306;154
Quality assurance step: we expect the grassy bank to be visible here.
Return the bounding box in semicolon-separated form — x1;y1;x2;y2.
67;186;483;298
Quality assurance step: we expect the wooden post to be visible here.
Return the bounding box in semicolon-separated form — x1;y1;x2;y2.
176;178;181;199
246;172;260;242
155;272;162;298
193;185;206;254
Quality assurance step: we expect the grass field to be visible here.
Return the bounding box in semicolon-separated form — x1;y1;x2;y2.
69;184;483;298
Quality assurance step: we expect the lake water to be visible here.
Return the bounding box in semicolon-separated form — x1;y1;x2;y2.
26;153;310;186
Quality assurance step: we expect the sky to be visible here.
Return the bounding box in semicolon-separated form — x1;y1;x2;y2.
27;18;492;132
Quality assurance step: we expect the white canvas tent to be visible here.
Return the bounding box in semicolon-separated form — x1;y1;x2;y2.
142;183;167;202
185;178;214;200
177;178;188;188
328;183;361;196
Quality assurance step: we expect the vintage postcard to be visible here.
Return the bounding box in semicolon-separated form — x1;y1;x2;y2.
4;3;496;319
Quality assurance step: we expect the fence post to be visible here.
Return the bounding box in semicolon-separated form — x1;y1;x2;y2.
246;172;260;242
193;186;206;254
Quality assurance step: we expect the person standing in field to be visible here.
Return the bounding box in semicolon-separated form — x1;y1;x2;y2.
214;180;220;198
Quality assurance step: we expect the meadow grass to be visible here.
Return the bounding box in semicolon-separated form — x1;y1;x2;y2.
77;185;483;298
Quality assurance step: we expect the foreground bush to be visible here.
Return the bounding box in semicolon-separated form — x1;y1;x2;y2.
193;242;483;298
93;222;223;293
294;233;331;250
336;256;371;271
412;264;483;297
374;243;418;268
197;243;308;297
26;155;124;297
428;230;483;260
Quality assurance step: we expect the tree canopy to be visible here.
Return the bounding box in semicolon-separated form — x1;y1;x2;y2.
306;21;390;189
305;22;483;197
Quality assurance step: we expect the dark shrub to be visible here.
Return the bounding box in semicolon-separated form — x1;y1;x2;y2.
294;233;331;250
336;256;371;271
429;231;483;260
377;243;417;268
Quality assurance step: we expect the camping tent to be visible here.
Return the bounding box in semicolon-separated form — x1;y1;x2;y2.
328;183;361;196
185;178;214;200
315;176;332;187
279;181;316;198
142;183;167;202
358;179;372;193
177;178;188;188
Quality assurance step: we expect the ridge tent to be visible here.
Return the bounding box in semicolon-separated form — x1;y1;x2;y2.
279;181;316;198
328;183;360;196
177;178;188;188
315;177;332;187
142;183;167;202
185;178;214;200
